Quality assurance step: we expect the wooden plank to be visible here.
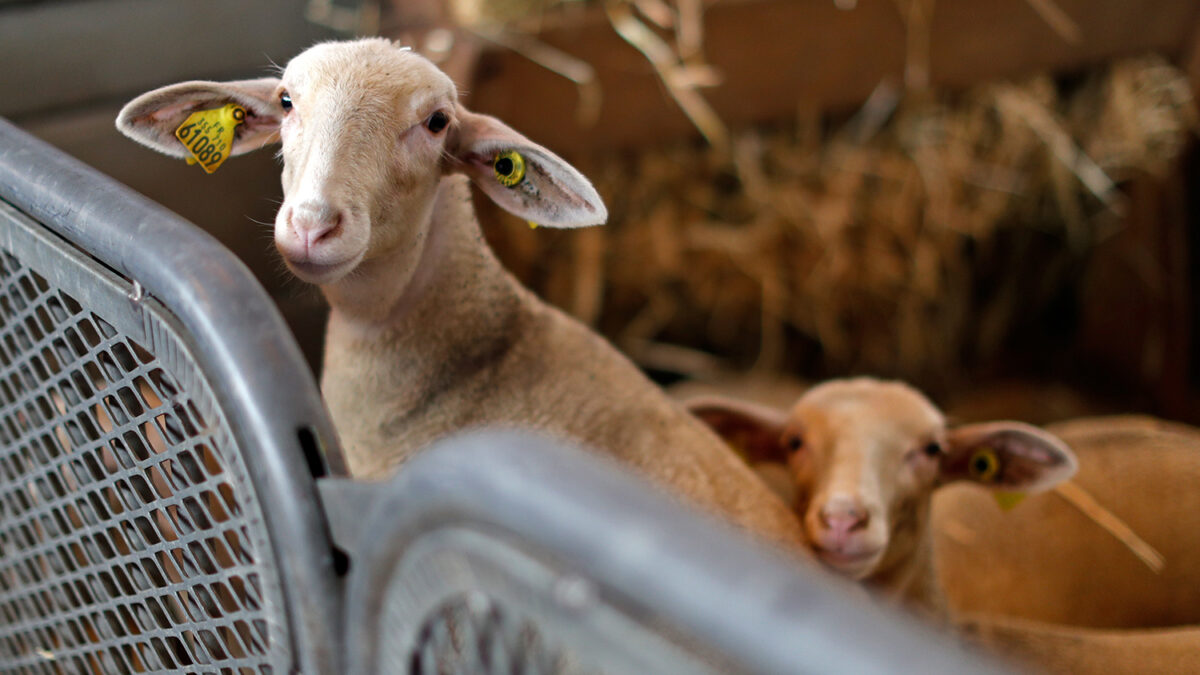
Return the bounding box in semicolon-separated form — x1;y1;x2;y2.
1077;172;1192;416
465;0;1200;156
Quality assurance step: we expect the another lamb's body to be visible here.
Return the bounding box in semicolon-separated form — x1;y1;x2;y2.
688;380;1200;673
935;415;1200;629
322;176;807;546
957;614;1200;675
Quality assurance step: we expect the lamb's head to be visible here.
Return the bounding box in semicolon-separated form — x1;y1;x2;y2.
688;378;1077;583
116;38;606;286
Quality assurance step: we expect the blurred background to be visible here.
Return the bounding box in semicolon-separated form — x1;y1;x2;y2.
5;0;1200;425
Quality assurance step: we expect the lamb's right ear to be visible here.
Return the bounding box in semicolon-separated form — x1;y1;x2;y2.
448;107;607;228
941;422;1077;492
685;396;789;464
116;78;283;159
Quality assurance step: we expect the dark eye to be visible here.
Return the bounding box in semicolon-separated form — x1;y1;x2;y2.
785;435;804;452
426;110;449;133
280;92;293;112
923;441;943;458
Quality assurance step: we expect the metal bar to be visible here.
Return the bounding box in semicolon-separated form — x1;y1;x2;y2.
327;431;1014;675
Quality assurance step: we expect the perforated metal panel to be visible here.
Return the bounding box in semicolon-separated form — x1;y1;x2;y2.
0;201;289;673
369;527;722;675
408;595;587;675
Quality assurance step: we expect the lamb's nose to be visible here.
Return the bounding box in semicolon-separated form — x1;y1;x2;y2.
290;201;344;247
818;499;870;535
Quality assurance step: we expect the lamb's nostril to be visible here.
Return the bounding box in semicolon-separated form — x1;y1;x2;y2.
291;202;345;248
310;212;343;244
849;511;869;531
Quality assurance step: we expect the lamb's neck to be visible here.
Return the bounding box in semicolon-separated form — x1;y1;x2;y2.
321;177;526;379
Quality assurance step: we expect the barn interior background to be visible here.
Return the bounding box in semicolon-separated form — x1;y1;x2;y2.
5;0;1200;426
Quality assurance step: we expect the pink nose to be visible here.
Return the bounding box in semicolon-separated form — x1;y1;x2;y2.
289;202;344;250
818;499;870;535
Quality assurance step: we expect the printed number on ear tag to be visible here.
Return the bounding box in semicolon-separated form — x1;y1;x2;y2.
175;104;246;174
968;446;1001;483
493;150;526;187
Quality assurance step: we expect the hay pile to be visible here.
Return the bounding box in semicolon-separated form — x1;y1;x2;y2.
481;55;1197;391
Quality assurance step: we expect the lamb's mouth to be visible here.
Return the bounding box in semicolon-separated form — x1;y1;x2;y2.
814;547;883;576
283;255;359;284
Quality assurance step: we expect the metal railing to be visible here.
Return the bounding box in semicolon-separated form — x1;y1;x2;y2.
323;431;1008;675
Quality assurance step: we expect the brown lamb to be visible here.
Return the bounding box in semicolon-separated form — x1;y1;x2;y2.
689;378;1200;673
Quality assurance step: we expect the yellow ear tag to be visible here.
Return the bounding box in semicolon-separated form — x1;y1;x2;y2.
968;446;1000;483
174;104;246;174
993;491;1027;511
528;221;540;229
493;150;526;187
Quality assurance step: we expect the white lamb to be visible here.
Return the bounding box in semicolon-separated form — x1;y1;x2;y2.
115;38;807;551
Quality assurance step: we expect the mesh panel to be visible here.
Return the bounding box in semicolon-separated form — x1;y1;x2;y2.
409;596;593;675
0;229;288;674
368;530;708;675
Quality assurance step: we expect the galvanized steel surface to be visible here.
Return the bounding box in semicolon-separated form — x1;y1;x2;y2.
327;431;1015;675
0;118;343;674
0;203;287;672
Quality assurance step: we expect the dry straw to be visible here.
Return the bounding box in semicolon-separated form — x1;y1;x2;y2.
484;55;1196;393
452;0;1196;391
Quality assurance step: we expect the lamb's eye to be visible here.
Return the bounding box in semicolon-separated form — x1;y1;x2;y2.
426;110;449;134
785;435;804;452
923;441;943;457
280;92;293;112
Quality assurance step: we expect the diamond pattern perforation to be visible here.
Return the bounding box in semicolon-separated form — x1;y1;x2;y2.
409;596;594;675
0;248;281;674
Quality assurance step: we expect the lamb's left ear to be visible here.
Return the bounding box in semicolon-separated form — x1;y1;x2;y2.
939;422;1077;492
447;107;607;228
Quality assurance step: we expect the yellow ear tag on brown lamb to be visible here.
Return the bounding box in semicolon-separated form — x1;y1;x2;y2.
174;104;246;174
993;491;1027;511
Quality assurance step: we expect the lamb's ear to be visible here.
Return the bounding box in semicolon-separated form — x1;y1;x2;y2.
116;78;283;159
448;107;607;228
940;422;1077;492
685;396;790;464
